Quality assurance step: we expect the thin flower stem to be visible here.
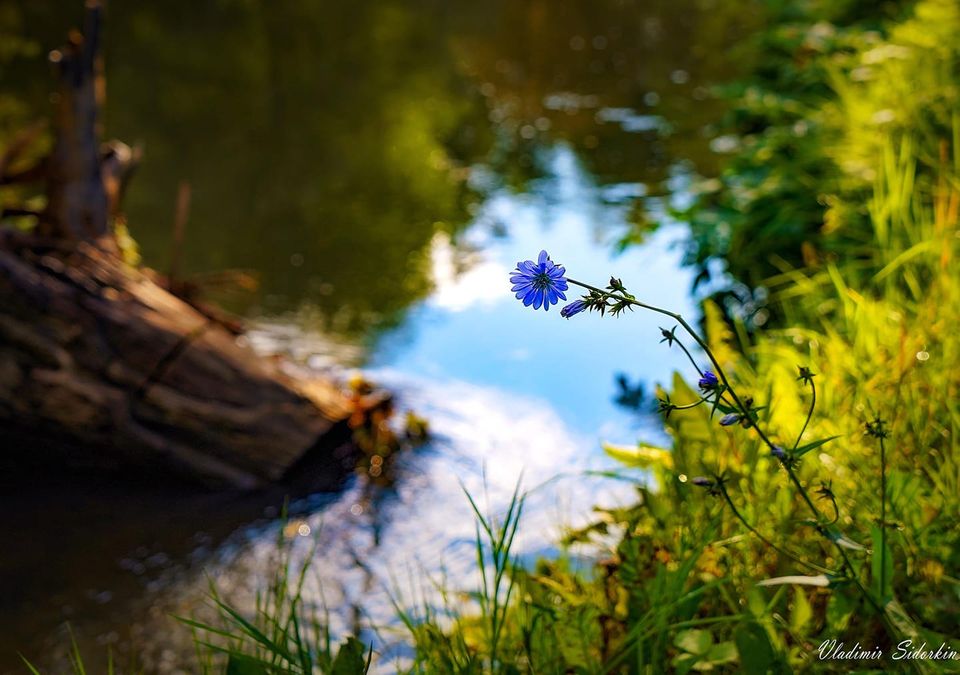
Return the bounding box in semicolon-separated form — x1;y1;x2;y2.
663;330;739;413
675;339;705;378
793;379;816;452
718;483;838;576
825;496;840;526
879;434;887;600
673;399;708;411
835;545;886;615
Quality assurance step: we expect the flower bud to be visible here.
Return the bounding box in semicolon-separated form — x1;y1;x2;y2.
698;371;719;391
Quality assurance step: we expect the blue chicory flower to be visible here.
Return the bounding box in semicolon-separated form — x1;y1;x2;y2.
510;250;568;311
698;371;719;390
719;413;740;426
560;299;588;319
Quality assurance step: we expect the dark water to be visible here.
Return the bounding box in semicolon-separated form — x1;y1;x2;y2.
0;0;755;671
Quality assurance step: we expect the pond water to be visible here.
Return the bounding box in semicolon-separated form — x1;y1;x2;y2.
0;0;753;671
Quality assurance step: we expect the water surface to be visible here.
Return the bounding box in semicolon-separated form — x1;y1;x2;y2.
0;0;754;670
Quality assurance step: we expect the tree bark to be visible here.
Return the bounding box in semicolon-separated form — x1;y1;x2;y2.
0;236;364;487
42;1;111;241
0;2;374;488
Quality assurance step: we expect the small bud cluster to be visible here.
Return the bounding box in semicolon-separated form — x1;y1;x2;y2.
691;474;726;497
865;416;888;439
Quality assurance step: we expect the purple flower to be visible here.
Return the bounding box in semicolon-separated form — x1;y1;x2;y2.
698;371;719;391
719;413;740;426
560;299;588;319
691;476;714;488
770;445;787;461
510;250;568;312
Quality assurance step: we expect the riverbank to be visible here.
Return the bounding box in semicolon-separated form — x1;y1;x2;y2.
401;1;960;671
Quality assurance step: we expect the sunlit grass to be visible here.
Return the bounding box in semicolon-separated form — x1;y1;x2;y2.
176;530;372;675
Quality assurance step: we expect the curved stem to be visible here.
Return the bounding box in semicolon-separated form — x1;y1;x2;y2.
879;434;887;602
825;496;840;526
718;483;838;576
793;379;816;452
673;399;708;411
675;339;705;378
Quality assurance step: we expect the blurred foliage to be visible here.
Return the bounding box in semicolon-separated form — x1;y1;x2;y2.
664;0;960;326
0;0;757;340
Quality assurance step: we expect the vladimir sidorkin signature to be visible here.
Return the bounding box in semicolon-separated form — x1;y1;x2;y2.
818;639;959;662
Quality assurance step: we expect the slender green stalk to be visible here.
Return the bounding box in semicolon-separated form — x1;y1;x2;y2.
793;379;816;452
717;483;838;576
879;433;888;602
673;399;708;411
674;339;705;378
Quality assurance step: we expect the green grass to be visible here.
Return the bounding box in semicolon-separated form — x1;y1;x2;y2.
177;530;372;675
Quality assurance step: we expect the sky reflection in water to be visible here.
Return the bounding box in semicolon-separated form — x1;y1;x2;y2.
373;146;698;440
212;146;703;664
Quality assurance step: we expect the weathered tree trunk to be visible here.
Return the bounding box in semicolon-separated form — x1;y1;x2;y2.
0;2;373;487
0;235;360;487
43;1;110;240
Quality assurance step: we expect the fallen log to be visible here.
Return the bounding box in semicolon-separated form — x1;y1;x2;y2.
0;2;371;488
0;233;364;488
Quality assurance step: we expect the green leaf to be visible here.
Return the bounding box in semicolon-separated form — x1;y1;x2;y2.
746;588;767;618
18;655;42;675
825;525;867;551
793;435;840;458
734;622;778;673
705;641;738;665
790;587;813;634
332;637;368;675
757;575;831;587
675;629;713;656
601;442;674;469
226;654;270;675
870;525;894;605
672;652;700;675
826;591;855;632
